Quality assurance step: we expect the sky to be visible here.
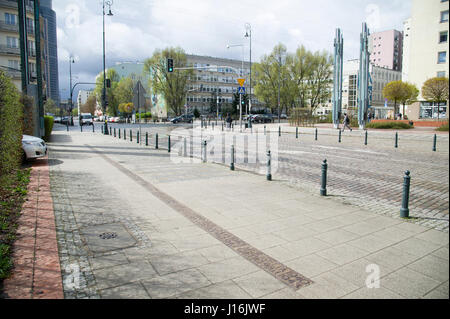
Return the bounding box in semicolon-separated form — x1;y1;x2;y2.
54;0;412;100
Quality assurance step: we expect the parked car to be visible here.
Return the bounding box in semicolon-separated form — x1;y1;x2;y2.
61;116;70;125
80;113;93;126
54;116;61;123
171;114;194;123
260;114;274;123
22;135;47;162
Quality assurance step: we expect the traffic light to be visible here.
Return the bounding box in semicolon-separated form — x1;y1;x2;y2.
167;58;174;72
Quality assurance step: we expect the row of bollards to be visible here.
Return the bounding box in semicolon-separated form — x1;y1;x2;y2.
319;157;412;218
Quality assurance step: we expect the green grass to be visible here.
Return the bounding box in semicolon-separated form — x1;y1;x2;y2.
366;122;413;129
436;123;449;131
0;168;31;284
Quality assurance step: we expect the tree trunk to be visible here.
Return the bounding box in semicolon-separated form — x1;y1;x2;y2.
437;102;440;121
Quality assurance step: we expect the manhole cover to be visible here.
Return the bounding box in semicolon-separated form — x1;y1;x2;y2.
99;232;118;239
80;223;137;254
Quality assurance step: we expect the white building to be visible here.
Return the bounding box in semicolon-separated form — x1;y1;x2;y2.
76;89;93;115
402;0;449;120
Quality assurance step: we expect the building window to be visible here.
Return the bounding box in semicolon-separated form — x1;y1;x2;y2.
5;13;17;25
440;31;448;43
6;37;19;48
441;10;449;23
437;71;446;78
438;51;447;63
8;60;19;70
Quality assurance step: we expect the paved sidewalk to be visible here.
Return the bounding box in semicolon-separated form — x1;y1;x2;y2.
2;158;64;299
47;130;448;299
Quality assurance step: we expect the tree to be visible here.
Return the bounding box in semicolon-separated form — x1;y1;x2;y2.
421;77;449;120
143;47;194;116
115;77;134;106
307;50;333;110
94;68;120;116
44;98;58;115
382;81;409;118
118;102;134;119
81;95;97;115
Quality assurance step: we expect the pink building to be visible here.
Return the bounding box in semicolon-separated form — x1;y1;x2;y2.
369;30;403;71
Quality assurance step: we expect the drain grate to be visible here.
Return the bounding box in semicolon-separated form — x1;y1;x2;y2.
99;232;118;239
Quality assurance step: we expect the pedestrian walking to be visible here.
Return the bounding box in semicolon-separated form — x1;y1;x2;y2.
342;113;352;132
226;113;232;130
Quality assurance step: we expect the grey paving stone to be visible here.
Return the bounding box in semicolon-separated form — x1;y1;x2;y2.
298;272;360;299
342;287;404;299
175;280;253;299
407;255;449;283
100;282;151;299
347;234;397;253
233;270;288;298
88;252;129;270
382;268;441;298
286;254;339;278
391;238;442;258
196;257;260;284
316;243;370;266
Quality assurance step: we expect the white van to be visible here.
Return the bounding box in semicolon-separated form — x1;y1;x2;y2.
80;113;93;126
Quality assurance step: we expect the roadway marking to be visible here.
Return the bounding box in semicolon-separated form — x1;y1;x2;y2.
86;144;314;290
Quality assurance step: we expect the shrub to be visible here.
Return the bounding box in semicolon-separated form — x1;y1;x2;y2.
366;121;413;129
20;95;35;136
0;70;23;180
436;123;449;131
44;116;54;141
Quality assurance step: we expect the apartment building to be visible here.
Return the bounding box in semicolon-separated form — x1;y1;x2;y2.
0;0;58;104
77;89;93;115
402;0;449;120
185;54;263;115
369;29;403;71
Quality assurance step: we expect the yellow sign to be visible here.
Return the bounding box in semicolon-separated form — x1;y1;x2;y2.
237;78;245;87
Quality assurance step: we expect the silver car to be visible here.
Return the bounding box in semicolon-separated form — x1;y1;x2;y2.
22;135;47;161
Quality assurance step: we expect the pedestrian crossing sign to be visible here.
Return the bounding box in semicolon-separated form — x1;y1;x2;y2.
238;87;246;94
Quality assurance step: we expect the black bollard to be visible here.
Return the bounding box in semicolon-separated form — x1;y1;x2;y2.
400;171;411;218
278;126;281;137
395;132;398;148
338;129;341;143
155;133;158;149
124;129;126;140
137;131;140;144
432;134;437;152
230;145;235;171
168;135;171;153
315;128;318;141
119;128;121;139
320;159;328;196
296;127;298;139
146;132;148;146
266;150;272;181
80;124;83;132
364;130;368;145
130;130;132;142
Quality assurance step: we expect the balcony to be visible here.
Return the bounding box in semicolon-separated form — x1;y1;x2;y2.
0;21;34;35
0;44;20;56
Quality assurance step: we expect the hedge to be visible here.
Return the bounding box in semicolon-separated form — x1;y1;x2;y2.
0;70;23;180
436;123;449;131
44;116;54;141
366;121;413;129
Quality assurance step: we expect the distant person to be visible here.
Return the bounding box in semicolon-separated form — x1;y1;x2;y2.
226;113;232;130
342;113;352;132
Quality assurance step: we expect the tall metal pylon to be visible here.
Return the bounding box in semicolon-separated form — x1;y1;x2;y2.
358;22;370;130
332;28;344;129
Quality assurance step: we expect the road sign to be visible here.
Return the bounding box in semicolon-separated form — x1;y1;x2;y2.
133;80;146;109
237;78;245;87
238;87;246;94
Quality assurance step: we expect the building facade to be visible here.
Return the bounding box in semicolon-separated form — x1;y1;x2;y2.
76;89;93;114
185;54;263;116
402;0;449;120
341;59;402;119
369;29;403;71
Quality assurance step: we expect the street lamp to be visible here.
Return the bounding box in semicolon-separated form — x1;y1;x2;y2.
69;56;75;125
102;0;113;135
226;43;245;130
244;23;252;116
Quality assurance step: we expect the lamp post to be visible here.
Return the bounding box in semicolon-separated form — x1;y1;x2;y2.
244;23;251;116
102;0;113;135
227;43;245;131
69;56;75;125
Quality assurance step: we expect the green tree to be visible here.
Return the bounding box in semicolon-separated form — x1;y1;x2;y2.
421;77;449;120
44;98;58;115
94;68;120;116
143;47;194;116
118;102;134;118
81;95;97;115
115;77;134;106
382;80;409;118
307;50;333;110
